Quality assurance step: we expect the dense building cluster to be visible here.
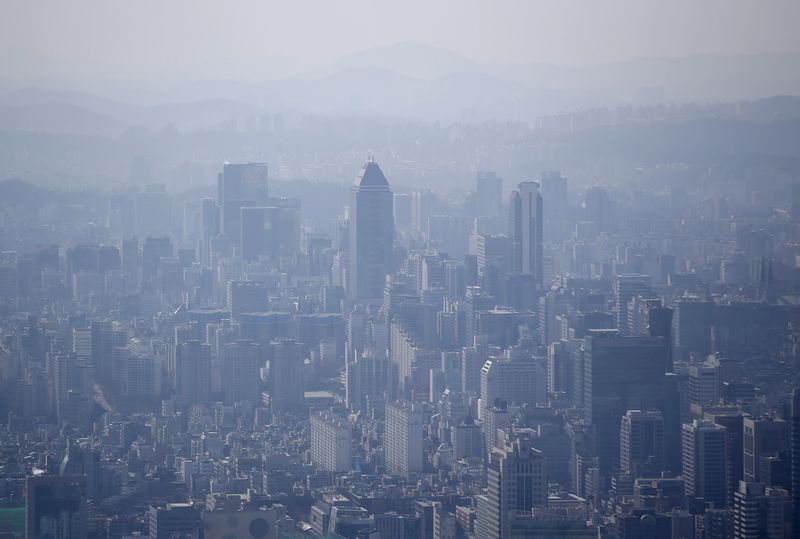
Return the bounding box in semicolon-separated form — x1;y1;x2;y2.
1;157;800;539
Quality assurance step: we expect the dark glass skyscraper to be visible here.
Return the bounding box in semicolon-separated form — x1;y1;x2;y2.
349;160;394;301
577;329;668;482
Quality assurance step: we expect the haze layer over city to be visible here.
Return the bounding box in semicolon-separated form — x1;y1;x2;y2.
1;2;800;538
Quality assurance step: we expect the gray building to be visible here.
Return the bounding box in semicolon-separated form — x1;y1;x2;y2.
349;160;394;302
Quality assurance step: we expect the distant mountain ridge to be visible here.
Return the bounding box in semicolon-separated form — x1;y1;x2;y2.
1;44;799;132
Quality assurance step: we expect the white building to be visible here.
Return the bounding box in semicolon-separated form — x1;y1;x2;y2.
385;400;423;475
310;411;352;472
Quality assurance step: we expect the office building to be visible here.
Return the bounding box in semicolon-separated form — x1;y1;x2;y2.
476;171;503;216
733;481;785;539
107;192;136;237
788;388;800;534
227;280;269;317
584;186;609;230
349;159;394;301
509;181;543;286
218;162;269;245
269;339;305;413
705;407;746;506
743;416;788;483
90;319;128;386
688;362;721;407
476;436;547;539
476;234;512;276
452;417;483;460
541;171;567;222
578;330;667;480
480;350;546;421
613;274;652;334
176;340;211;408
26;474;87;539
345;353;394;411
147;503;201;539
620;410;665;478
221;340;261;405
674;298;714;361
135;186;171;238
682;420;727;508
125;355;160;397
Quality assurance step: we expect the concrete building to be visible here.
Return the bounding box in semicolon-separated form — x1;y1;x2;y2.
688;361;720;407
310;410;352;472
733;481;785;539
385;400;424;475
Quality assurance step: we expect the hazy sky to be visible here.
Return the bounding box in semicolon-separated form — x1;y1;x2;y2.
2;0;799;84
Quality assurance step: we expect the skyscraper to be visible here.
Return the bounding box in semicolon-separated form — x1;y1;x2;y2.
508;181;543;286
674;298;714;360
613;274;652;334
200;197;219;268
540;171;567;223
584;186;610;230
743;416;788;483
476;171;503;216
480;350;546;422
688;362;721;407
733;481;785;539
227;280;269;317
221;340;261;405
476;436;547;539
385;400;424;475
792;389;800;534
345;353;394;411
620;410;665;478
269;339;304;413
90;319;128;386
135;186;171;238
578;330;667;481
682;419;727;508
218;162;269;246
540;170;567;242
705;407;746;507
349;160;394;301
26;475;87;539
175;340;211;409
240;206;268;261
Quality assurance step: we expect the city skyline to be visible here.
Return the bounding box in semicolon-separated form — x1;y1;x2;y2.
1;4;799;539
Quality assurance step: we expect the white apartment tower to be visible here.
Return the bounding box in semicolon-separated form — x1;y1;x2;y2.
310;410;352;472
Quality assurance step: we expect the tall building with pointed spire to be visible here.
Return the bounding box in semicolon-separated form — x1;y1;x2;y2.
349;160;394;301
